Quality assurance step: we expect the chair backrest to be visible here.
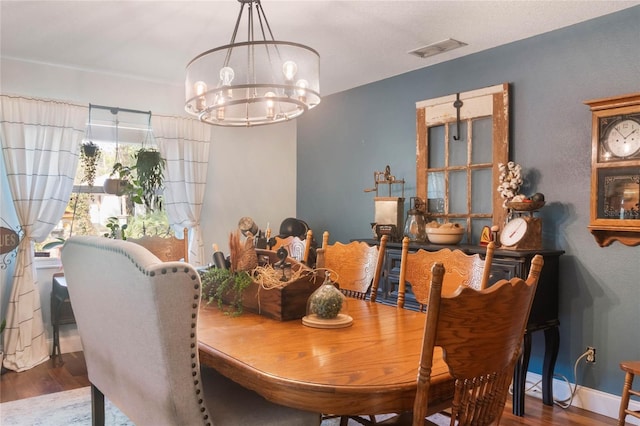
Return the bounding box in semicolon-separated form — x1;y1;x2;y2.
61;236;210;425
412;255;543;426
316;232;388;300
269;229;313;265
128;227;189;263
397;237;495;309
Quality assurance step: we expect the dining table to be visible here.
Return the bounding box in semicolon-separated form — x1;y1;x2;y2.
197;298;455;416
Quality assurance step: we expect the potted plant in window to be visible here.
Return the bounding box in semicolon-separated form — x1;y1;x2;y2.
79;141;101;188
103;162;137;198
134;148;165;212
103;216;128;239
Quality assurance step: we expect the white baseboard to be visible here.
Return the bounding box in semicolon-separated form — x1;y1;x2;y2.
525;372;640;425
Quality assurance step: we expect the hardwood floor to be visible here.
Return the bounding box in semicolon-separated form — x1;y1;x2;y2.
1;352;90;403
1;352;617;425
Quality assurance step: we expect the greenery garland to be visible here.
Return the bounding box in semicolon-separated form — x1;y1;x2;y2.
200;268;252;316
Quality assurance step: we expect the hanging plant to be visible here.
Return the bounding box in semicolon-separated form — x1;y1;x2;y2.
104;162;137;198
134;148;165;212
80;141;101;187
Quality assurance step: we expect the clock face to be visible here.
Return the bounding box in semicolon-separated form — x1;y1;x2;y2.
604;118;640;159
500;217;528;247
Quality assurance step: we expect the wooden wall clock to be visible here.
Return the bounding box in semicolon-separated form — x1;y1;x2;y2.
585;92;640;247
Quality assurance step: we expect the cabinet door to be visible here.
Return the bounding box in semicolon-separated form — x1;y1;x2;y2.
488;258;523;285
377;249;402;303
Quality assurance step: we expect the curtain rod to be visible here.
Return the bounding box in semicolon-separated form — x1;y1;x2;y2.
89;103;152;117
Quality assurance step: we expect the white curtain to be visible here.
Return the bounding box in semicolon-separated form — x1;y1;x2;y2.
0;95;85;371
152;116;211;266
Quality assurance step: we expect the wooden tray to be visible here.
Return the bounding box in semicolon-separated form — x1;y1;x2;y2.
212;249;321;321
506;200;545;211
302;314;353;329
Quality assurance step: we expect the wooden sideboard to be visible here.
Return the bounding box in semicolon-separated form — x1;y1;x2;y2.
356;239;564;417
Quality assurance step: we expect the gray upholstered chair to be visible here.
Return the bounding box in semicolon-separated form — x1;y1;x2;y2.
61;236;320;426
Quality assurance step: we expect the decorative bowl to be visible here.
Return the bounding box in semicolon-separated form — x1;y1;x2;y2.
506;200;545;211
426;226;465;245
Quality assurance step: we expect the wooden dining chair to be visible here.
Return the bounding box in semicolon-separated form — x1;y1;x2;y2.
380;255;543;426
316;232;387;426
618;361;640;425
269;229;313;265
128;227;189;263
397;237;495;309
316;231;388;300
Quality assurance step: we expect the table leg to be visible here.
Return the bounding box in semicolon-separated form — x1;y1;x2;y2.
513;331;532;416
542;325;560;406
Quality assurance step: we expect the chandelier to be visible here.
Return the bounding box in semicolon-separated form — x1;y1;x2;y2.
185;0;321;127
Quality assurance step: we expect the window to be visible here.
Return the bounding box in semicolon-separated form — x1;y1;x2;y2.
37;119;170;257
416;84;509;244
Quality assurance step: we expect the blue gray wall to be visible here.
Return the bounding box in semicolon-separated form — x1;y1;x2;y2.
297;7;640;396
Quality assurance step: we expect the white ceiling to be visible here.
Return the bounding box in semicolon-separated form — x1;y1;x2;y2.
2;1;639;96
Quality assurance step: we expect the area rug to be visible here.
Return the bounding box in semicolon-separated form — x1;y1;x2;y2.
0;387;451;425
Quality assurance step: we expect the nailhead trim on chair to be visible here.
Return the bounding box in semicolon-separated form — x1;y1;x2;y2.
65;237;212;425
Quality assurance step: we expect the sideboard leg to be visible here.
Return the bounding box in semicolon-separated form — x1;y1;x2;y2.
542;324;560;406
513;331;532;416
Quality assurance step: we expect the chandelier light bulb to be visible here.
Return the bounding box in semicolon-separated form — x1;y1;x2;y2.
194;81;208;111
295;79;309;96
265;91;276;119
265;91;276;107
220;67;235;86
282;61;298;81
195;81;208;96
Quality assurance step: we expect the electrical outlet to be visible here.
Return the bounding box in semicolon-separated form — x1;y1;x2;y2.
586;346;596;363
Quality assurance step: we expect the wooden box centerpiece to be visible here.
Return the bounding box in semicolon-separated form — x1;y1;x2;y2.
201;249;321;321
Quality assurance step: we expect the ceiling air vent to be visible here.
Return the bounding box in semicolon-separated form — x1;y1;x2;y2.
408;38;467;59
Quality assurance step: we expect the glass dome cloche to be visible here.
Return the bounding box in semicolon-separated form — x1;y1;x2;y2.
302;271;352;328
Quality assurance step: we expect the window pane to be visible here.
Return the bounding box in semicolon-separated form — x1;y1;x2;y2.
428;125;445;168
448;122;468;167
472;117;492;164
427;172;445;213
471;168;492;214
449;171;467;214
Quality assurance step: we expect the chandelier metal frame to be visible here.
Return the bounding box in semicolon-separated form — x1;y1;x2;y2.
185;0;321;127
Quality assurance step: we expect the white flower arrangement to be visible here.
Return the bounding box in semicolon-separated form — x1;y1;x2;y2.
497;161;523;206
